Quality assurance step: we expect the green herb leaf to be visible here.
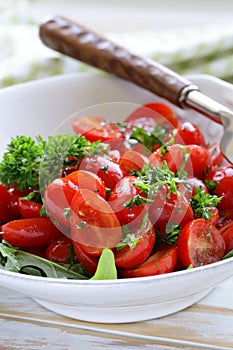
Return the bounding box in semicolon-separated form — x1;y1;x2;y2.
91;248;117;280
0;241;88;279
191;186;222;220
162;223;181;245
129;125;167;151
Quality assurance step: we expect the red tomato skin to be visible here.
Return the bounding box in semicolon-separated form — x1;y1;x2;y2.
208;142;231;168
172;122;206;146
149;186;194;233
72;241;98;275
150;145;186;174
45;235;76;263
108;176;148;227
185;145;211;178
205;166;233;219
72;115;122;142
2;218;62;248
177;219;225;268
18;199;43;219
78;155;124;190
0;184;12;223
114;222;155;269
125;102;178;128
220;222;233;254
119;245;178;278
44;170;106;229
70;189;122;255
8;186;31;220
120;150;149;174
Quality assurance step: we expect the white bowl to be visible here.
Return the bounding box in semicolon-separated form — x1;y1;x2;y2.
0;72;232;323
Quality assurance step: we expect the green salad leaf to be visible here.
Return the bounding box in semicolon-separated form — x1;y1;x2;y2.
91;248;117;280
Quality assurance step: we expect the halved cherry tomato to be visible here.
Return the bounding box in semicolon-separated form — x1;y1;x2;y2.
172;122;206;146
70;189;122;255
108;176;148;227
177;218;225;268
2;218;62;248
45;235;76;264
18;198;43;219
72;115;122;142
44;170;106;229
78;155;123;189
114;221;155;269
119;244;178;278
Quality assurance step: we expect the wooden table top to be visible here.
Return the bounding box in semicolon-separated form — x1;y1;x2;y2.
0;277;233;350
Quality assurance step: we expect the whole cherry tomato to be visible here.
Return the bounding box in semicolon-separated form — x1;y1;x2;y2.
220;222;233;254
208;142;230;168
0;184;12;224
70;189;122;256
184;145;211;178
2;218;62;248
172;122;206;146
72;115;122;142
205;166;233;219
148;185;194;233
114;221;155;269
177;218;225;268
72;241;98;275
119;244;178;278
18;198;43;219
108;176;148;227
149;144;185;174
125;102;178;128
78;155;123;190
45;235;76;264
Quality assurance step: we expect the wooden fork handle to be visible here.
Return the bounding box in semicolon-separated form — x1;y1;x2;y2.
39;15;196;106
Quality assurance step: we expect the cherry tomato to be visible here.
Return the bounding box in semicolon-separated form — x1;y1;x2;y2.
205;166;233;219
220;222;233;254
2;218;62;248
184;145;211;178
0;184;12;224
18;199;43;219
119;150;149;174
148;185;194;233
72;115;122;142
208;142;231;168
172;122;206;146
177;218;225;268
125;102;178;128
114;221;155;269
44;170;106;229
119;244;178;278
72;241;98;275
149;144;186;174
70;189;122;255
45;235;76;263
8;186;31;219
108;176;148;227
78;155;124;190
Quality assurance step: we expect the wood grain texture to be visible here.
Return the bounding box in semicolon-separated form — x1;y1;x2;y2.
0;282;233;350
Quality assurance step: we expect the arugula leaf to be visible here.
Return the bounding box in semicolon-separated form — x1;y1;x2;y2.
0;241;88;279
91;248;117;280
129;125;167;151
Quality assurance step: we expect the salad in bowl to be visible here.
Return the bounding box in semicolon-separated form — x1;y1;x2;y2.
0;72;232;323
